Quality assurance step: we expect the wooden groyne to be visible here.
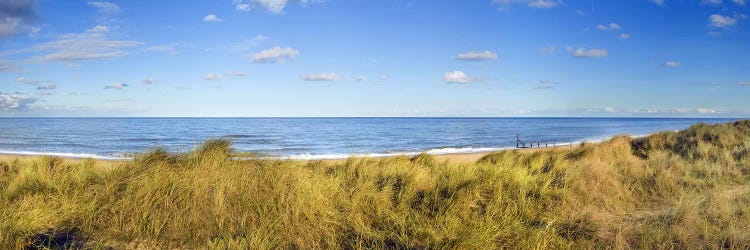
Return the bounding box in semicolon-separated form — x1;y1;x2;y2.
516;134;559;149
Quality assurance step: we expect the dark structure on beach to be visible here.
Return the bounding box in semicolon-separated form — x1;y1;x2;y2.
516;134;555;149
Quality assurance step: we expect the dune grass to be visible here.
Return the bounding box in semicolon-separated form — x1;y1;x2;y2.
2;120;750;249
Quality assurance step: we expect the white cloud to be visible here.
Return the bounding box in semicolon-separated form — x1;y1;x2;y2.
203;72;222;81
142;78;157;84
87;25;109;33
650;0;665;5
302;73;341;81
252;0;287;13
702;0;722;4
236;3;252;11
250;46;299;63
739;81;750;86
0;92;37;112
34;30;143;62
539;46;556;54
201;72;247;80
0;0;39;38
709;14;737;28
697;108;717;113
203;14;223;22
234;0;322;14
88;1;121;14
356;76;367;81
570;48;608;58
15;77;39;85
454;50;498;61
576;9;585;15
528;0;558;8
596;23;621;30
664;61;681;67
734;0;746;5
444;70;472;83
493;0;561;9
586;107;728;115
619;33;631;39
104;82;128;90
36;84;56;90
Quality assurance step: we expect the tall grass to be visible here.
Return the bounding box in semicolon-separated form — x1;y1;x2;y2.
2;120;750;249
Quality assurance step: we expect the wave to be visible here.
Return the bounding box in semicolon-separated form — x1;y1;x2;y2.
283;133;661;160
0;150;129;160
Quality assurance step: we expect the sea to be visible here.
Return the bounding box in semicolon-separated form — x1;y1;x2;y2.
0;117;742;160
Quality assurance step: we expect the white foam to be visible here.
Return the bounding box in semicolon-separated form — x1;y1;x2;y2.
286;152;408;160
0;150;128;160
285;146;512;160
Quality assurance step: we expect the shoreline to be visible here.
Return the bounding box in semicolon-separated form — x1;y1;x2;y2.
0;141;584;164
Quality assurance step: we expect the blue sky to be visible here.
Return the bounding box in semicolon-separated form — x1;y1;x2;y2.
0;0;748;117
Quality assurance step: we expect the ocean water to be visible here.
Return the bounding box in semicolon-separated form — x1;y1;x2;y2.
0;117;741;160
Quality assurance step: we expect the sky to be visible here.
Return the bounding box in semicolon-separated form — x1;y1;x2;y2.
0;0;748;117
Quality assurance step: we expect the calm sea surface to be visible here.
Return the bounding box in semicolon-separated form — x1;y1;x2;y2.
0;118;741;160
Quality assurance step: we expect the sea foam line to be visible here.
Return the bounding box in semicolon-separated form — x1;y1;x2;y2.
0;150;129;160
283;133;660;160
285;146;514;160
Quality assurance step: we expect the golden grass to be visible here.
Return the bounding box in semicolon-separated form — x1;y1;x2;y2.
2;120;750;249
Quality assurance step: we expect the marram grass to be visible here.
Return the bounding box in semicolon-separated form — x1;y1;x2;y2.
2;121;750;249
